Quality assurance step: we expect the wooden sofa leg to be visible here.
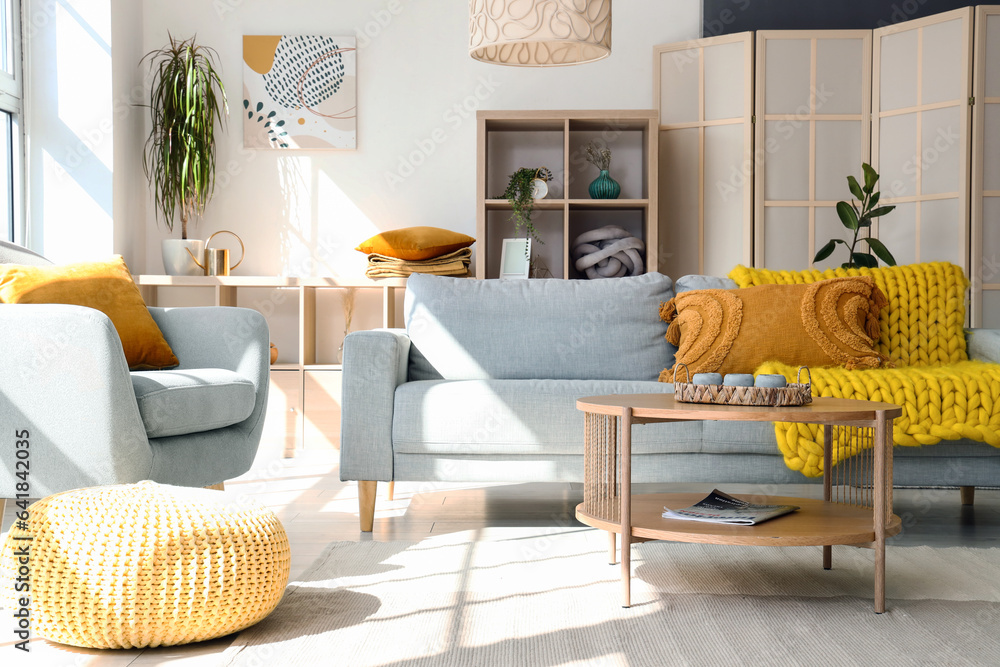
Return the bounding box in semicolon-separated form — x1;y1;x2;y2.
387;481;395;501
205;482;225;491
960;486;975;506
359;481;377;532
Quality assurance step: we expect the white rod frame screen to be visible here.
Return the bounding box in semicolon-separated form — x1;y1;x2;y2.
872;8;973;277
754;30;872;271
654;33;753;279
972;6;1000;327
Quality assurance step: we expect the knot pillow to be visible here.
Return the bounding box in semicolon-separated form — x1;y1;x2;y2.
659;276;889;382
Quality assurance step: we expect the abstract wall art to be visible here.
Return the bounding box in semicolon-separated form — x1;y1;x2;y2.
243;35;357;150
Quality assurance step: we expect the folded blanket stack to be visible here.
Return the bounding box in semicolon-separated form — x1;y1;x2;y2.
364;247;472;279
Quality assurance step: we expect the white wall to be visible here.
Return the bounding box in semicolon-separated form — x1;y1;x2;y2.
136;0;702;277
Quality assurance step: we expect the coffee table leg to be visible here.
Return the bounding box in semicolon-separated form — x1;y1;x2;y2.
609;531;617;565
874;411;889;613
620;407;632;608
823;424;833;570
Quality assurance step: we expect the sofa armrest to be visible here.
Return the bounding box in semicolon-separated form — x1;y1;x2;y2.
0;304;153;496
966;328;1000;364
339;328;410;482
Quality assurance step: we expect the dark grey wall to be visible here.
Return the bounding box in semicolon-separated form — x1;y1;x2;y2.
702;0;973;37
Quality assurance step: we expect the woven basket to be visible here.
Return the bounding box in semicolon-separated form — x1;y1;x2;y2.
673;364;813;407
0;481;290;649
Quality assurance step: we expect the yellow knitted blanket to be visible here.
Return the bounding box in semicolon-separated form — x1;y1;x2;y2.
757;360;1000;477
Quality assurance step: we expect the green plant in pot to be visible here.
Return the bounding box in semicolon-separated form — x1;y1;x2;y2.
814;163;897;269
142;35;228;275
499;167;550;257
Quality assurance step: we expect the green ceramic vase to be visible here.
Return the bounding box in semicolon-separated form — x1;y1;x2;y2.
589;170;621;199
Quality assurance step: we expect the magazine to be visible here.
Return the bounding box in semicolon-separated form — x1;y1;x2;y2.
661;489;799;525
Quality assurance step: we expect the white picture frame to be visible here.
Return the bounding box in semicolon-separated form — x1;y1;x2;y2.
499;238;531;279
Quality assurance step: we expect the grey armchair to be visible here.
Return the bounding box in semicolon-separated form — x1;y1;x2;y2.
0;241;270;498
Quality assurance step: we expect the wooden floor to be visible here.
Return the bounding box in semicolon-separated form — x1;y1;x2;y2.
1;444;997;665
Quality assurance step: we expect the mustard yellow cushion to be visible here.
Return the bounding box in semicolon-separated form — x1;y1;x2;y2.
659;277;888;381
356;226;475;261
729;262;969;367
0;255;179;370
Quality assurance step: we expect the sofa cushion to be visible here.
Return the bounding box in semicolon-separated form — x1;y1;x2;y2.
131;369;255;438
675;274;737;293
392;379;703;455
729;262;968;368
403;272;674;381
659;277;888;381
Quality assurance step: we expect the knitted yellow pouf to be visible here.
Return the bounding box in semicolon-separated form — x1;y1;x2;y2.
0;481;290;649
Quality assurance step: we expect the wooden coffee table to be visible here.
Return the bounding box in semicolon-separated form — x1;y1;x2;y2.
575;395;903;612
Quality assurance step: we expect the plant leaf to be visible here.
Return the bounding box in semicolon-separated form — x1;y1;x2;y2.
852;252;879;268
869;191;880;208
863;237;897;266
837;201;859;231
847;175;863;201
868;205;895;218
862;163;878;193
813;239;838;262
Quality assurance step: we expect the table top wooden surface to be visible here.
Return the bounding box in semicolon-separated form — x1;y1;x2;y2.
577;394;902;423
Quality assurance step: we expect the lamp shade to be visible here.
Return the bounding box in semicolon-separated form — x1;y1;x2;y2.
470;0;612;67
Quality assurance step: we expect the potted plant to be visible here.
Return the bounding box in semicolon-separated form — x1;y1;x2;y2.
142;35;228;275
499;167;550;253
814;163;896;269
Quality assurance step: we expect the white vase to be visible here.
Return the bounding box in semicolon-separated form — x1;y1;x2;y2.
162;239;205;276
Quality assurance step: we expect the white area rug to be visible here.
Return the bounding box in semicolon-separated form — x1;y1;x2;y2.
223;530;1000;666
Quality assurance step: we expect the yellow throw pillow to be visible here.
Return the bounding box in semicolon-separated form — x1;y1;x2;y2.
356;227;475;261
0;255;179;370
659;277;888;382
729;262;969;367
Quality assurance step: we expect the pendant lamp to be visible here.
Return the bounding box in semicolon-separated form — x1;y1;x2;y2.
470;0;612;67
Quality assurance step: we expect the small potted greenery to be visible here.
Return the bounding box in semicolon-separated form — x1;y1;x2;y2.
499;167;551;252
814;163;896;269
142;35;228;275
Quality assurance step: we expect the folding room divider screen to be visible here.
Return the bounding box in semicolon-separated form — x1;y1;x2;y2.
655;5;1000;326
754;30;871;271
653;33;753;281
872;8;972;276
973;6;1000;326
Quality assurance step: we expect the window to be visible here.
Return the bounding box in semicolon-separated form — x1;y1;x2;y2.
0;0;21;244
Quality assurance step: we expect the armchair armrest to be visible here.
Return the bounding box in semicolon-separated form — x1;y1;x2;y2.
0;304;152;497
145;307;270;480
966;328;1000;364
339;328;410;482
148;307;269;391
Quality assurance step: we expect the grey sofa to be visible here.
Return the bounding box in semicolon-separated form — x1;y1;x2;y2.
0;241;270;497
341;272;1000;530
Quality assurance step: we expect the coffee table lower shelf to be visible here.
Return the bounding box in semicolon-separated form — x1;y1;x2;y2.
576;492;902;611
576;493;902;546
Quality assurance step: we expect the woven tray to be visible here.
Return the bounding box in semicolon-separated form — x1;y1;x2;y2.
672;364;813;407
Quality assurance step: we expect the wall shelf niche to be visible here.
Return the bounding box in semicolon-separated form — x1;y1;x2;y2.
477;109;659;279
